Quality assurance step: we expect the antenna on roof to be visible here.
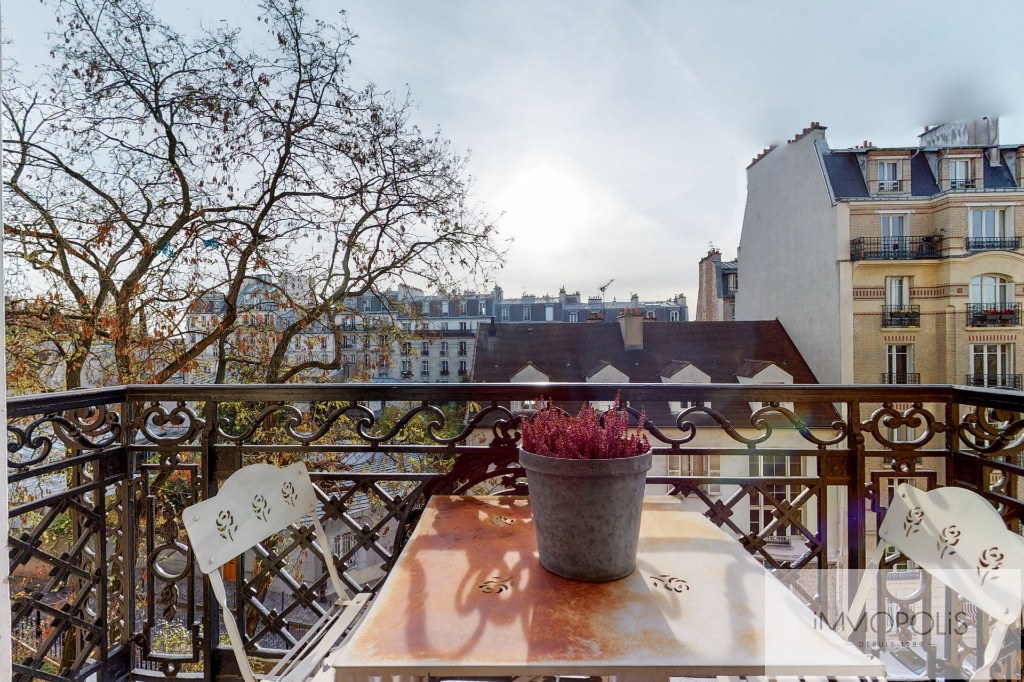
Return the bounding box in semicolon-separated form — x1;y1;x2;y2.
599;279;615;314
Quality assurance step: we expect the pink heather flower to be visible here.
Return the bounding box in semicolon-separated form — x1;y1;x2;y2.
521;392;650;459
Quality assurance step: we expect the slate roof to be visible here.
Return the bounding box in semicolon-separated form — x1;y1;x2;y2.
821;152;868;198
735;359;776;378
658;360;692;378
984;156;1017;189
472;321;837;427
910;153;940;196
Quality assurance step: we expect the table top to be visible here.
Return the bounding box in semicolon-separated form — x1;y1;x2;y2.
329;495;883;679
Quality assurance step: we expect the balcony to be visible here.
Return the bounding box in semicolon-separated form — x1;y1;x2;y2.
966;302;1021;327
964;373;1023;390
966;236;1021;251
881;372;920;384
877;179;903;192
881;304;920;328
849;235;941;261
950;178;977;190
8;382;1024;681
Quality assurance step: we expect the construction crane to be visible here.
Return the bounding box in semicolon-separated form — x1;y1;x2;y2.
598;279;615;312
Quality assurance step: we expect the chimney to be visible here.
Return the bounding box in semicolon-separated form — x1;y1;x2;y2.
630;293;639;306
618;309;644;350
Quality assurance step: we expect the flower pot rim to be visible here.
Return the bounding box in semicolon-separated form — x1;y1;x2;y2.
518;447;652;477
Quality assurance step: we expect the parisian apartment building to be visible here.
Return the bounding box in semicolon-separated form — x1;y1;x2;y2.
184;281;688;384
736;118;1024;392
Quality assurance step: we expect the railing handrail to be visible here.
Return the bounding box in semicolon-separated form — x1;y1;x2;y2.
10;381;993;408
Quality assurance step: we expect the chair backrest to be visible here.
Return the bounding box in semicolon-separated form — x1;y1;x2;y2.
183;462;318;575
880;483;1024;625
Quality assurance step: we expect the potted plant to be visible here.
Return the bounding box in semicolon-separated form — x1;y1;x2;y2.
518;395;651;582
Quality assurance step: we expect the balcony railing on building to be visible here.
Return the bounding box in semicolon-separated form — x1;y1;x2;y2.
950;178;977;190
877;179;903;192
850;235;941;261
881;372;920;384
964;373;1023;390
881;305;920;328
966;236;1021;251
966;302;1022;327
8;382;1024;681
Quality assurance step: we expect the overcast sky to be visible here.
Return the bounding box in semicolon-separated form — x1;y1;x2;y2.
6;1;1024;306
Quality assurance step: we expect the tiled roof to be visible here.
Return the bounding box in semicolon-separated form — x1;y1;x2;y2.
472;321;836;427
984;156;1017;189
822;153;868;198
910;153;939;196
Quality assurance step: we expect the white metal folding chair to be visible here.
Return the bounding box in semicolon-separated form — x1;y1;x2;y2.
843;483;1024;681
182;462;371;682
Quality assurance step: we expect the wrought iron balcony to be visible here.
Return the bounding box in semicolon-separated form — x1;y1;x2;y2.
850;236;942;261
8;382;1024;681
876;179;903;192
950;178;977;189
881;304;920;328
964;374;1023;390
966;302;1021;327
965;236;1021;251
881;372;920;384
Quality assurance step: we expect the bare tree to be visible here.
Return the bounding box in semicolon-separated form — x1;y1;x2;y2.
3;0;503;389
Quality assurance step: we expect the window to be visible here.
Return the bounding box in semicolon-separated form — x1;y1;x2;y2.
421;340;430;354
949;159;972;188
748;454;803;537
421;359;430;375
479;301;487;316
670;310;679;322
666;454;720;494
885;276;910;307
459;321;468;331
440;360;449;375
545;304;555;321
886;425;918;444
880;214;907;250
441;301;450;317
523;307;532;321
422;300;430;314
970;274;1013;306
971;344;1015;386
458;341;467;356
886;344;914;383
569;311;579;322
362;298;371;312
458;359;468;374
878;160;901;191
401;359;412;373
969;208;1013;249
402;342;411;356
333;533;356;557
440;341;448;356
501;306;510;321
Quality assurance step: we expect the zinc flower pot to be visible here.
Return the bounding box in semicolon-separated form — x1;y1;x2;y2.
518;447;652;582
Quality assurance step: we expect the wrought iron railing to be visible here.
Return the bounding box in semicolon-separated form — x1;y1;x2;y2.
966;236;1021;251
966;302;1022;327
877;179;903;192
881;305;920;328
964;373;1024;390
950;178;977;189
8;382;1024;681
880;372;920;384
850;236;942;261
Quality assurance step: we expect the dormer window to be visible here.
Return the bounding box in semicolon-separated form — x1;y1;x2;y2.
878;160;901;192
950;158;974;189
